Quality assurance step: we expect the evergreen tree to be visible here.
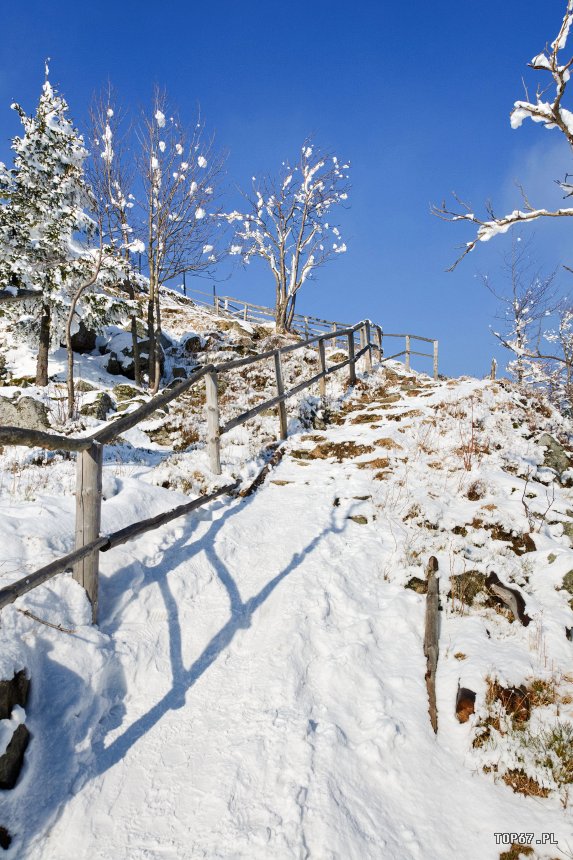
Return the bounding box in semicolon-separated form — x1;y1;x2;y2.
0;67;128;386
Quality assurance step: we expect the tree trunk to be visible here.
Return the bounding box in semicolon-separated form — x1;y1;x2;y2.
285;293;297;331
151;290;162;395
147;297;156;390
36;305;51;387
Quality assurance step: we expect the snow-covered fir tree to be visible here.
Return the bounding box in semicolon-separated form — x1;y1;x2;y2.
0;67;129;386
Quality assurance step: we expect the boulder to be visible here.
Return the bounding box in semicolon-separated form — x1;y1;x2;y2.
70;321;97;354
80;392;114;421
0;395;49;430
112;384;142;402
0;724;30;790
538;433;573;482
0;670;29;721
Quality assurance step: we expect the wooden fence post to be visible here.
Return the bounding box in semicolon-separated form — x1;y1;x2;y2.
73;441;103;623
424;556;440;734
433;340;439;380
405;334;411;371
205;371;222;474
274;351;288;440
318;338;327;397
243;304;248;321
331;323;338;349
364;321;372;372
214;295;220;315
347;332;356;386
374;325;382;359
490;357;496;380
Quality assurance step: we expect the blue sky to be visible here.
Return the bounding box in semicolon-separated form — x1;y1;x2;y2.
1;0;572;377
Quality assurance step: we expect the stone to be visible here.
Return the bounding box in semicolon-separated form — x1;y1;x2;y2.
406;577;427;594
0;396;49;430
80;392;114;421
183;335;203;353
112;384;141;402
70;320;97;354
0;827;11;849
538;433;572;482
449;571;487;606
0;670;29;721
172;366;187;379
0;724;30;790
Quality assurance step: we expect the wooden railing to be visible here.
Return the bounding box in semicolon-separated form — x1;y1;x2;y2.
0;319;399;624
185;289;439;376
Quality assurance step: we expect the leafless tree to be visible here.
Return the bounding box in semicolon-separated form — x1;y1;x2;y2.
138;89;226;392
224;142;350;333
433;1;573;270
90;87;144;385
482;235;559;382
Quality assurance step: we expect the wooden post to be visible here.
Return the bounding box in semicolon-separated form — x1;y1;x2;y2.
304;317;309;338
214;295;220;315
224;298;229;311
205;371;221;474
274;351;288;440
490;357;497;380
433;340;439;380
347;332;356;386
243;304;248;321
405;335;411;371
331;323;338;349
73;442;103;623
318;338;327;397
424;556;440;734
374;325;382;359
364;321;372;372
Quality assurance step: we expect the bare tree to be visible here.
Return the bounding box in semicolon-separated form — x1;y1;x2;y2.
482;235;559;382
90;87;145;386
138;89;225;392
433;1;573;270
224;142;350;333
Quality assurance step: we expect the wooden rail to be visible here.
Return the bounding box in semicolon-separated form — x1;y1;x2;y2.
0;315;437;624
0;320;375;620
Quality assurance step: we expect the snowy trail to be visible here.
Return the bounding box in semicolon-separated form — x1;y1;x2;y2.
6;373;573;858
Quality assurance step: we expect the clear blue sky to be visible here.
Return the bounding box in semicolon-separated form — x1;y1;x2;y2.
1;0;571;378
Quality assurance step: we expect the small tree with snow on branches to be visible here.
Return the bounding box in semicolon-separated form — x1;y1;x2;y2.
0;68;129;388
224;142;350;333
433;0;573;268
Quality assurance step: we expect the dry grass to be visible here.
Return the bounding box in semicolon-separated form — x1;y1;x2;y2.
375;437;403;450
356;457;391;470
502;770;550;798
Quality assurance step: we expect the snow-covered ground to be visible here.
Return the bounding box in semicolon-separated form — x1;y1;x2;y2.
1;329;573;858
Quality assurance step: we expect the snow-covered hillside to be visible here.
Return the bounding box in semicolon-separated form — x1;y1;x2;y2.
1;308;573;859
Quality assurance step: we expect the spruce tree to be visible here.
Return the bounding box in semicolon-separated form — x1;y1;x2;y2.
0;67;127;386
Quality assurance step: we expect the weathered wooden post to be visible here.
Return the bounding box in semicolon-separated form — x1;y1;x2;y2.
318;337;327;397
433;340;439;380
364;321;372;372
424;556;440;734
490;357;497;380
374;325;382;359
331;323;338;349
304;317;309;338
274;350;288;440
243;303;248;321
347;332;356;386
73;441;103;623
405;335;411;371
214;295;220;315
205;370;222;474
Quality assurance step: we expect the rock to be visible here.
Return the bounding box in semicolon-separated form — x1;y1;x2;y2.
0;724;30;790
172;366;187;379
538;433;573;483
348;514;368;524
0;395;49;430
0;827;11;849
406;577;427;594
74;379;97;393
456;687;476;723
0;670;29;721
182;335;203;353
70;320;97;354
112;384;142;402
80;392;114;421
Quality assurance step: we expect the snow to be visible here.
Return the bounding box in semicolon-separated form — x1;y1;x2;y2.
155;110;166;128
197;155;207;168
1;324;573;857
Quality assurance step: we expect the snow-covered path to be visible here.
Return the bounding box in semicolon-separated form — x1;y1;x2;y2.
4;371;573;859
